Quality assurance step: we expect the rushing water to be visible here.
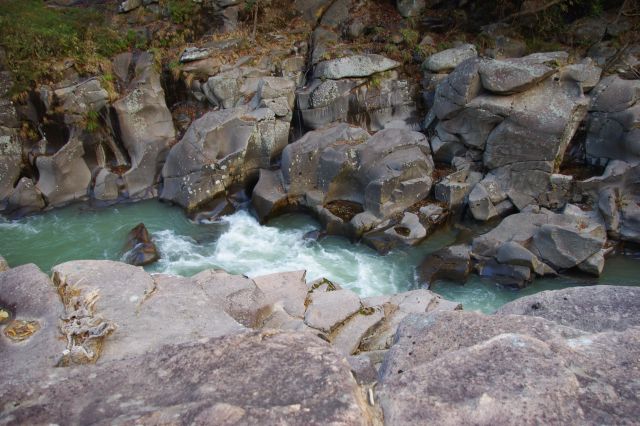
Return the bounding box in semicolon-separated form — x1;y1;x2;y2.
1;199;639;313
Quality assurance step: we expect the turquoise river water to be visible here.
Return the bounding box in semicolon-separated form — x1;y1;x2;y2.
1;199;639;313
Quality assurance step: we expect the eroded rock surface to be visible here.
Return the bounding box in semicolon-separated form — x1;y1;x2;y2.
378;296;640;425
0;330;372;425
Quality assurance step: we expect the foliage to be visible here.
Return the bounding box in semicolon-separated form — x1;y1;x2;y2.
84;110;100;133
0;0;134;95
400;28;420;47
164;0;199;24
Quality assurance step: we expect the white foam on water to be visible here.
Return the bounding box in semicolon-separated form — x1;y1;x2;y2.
152;210;409;297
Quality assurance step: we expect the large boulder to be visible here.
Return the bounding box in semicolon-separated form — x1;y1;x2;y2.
0;330;371;425
112;52;176;198
35;131;92;206
418;244;472;286
253;124;435;240
313;54;400;79
471;205;606;282
423;44;477;73
161;107;287;210
378;308;640;425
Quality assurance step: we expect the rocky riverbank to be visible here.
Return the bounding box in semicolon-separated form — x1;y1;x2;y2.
1;0;640;423
1;259;639;424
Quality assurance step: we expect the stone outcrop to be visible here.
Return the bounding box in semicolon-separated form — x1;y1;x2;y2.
429;52;591;219
112;51;176;199
252;123;439;248
378;288;640;425
160;105;290;210
467;204;607;286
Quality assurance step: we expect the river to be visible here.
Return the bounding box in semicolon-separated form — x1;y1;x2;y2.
1;199;639;313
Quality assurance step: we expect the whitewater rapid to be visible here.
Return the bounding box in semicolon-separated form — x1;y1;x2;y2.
153;210;414;297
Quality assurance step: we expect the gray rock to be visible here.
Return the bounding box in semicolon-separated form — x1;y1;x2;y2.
380;310;583;381
418;244;471;285
561;58;602;92
113;52;176;198
260;124;434;237
122;223;159;266
192;269;273;328
251;169;288;222
577;250;605;276
472;207;607;272
476;259;532;288
118;0;142;12
378;309;640;425
590;75;640;113
360;290;461;351
314;54;399;79
304;288;361;333
180;47;213;63
532;221;606;270
586;76;640;164
0;264;66;382
252;270;308;318
347;354;379;385
478;56;555;94
0;330;369;425
496;241;546;275
161;107;286;211
331;306;385;355
35;132;91;206
482;78;589;170
468;182;499;221
293;0;334;24
93;168;119;201
51;261;245;364
53;78;109;122
0;130;21;201
423;44;477;73
5;177;45;217
496;285;640;332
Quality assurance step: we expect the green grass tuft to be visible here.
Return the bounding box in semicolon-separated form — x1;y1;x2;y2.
0;0;134;95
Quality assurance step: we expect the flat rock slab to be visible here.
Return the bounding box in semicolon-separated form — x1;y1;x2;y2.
314;54;399;79
378;309;640;425
331;307;385;355
0;264;66;382
193;269;273;328
304;288;361;332
0;330;370;425
495;285;640;332
252;270;308;318
423;44;477;73
52;261;244;364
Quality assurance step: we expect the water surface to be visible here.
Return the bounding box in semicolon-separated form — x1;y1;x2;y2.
2;200;639;313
